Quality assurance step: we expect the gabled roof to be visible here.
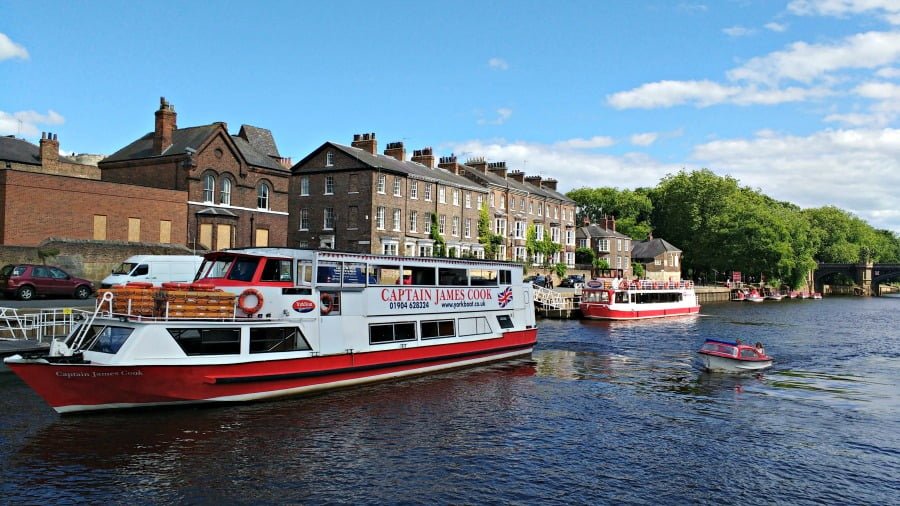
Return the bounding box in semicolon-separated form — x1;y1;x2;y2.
575;224;630;240
238;125;281;158
631;238;681;260
0;135;77;165
461;165;532;195
523;181;575;204
296;142;487;193
102;124;286;172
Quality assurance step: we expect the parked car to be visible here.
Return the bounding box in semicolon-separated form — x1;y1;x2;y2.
558;274;585;288
0;264;95;301
524;274;549;287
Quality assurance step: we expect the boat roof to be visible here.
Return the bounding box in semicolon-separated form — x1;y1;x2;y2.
209;247;520;269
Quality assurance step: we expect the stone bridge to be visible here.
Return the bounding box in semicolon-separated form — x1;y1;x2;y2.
814;262;900;296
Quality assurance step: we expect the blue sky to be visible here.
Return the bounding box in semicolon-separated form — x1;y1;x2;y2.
3;0;900;232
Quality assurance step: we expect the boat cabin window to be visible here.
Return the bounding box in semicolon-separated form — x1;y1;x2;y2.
404;266;435;285
470;269;498;286
229;257;260;282
499;269;512;285
615;292;628;303
200;256;233;279
374;264;402;285
369;322;417;344
438;268;468;286
168;328;241;355
297;261;313;285
260;259;292;282
317;261;342;285
421;319;455;339
341;262;369;286
740;348;759;359
249;327;312;353
496;315;514;329
83;325;134;354
458;317;492;336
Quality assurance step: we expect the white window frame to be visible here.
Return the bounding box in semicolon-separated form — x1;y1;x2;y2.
299;208;309;230
325;175;334;195
203;174;215;203
377;174;386;194
410;181;418;199
257;182;270;210
393;208;401;231
393;177;402;197
376;206;385;230
324;207;335;230
300;176;310;196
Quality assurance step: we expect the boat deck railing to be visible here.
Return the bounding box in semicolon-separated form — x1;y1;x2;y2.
0;306;93;343
585;279;695;291
533;284;571;310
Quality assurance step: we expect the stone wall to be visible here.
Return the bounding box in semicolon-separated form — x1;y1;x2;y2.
0;239;198;284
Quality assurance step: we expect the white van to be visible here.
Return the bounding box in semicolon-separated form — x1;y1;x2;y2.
101;255;204;288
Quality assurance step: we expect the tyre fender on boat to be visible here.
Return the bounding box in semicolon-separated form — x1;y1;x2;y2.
238;288;264;314
320;292;334;315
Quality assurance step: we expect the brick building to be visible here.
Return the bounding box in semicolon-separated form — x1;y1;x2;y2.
0;134;187;247
576;216;633;277
630;237;683;281
99;97;290;251
438;156;577;266
289;133;489;257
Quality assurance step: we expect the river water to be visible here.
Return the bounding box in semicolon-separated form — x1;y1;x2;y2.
1;297;898;505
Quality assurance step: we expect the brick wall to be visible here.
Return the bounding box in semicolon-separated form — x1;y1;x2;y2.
0;170;188;247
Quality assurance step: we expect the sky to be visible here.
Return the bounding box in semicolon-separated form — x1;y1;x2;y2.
3;0;900;233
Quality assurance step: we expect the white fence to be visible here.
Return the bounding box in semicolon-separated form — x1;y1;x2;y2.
0;307;91;343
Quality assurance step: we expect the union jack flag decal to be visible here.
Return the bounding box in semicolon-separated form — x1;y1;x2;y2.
498;286;513;308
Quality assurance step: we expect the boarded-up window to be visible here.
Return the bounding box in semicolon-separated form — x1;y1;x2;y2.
255;228;269;247
199;224;213;250
216;224;232;249
128;218;141;242
93;215;107;240
159;220;172;243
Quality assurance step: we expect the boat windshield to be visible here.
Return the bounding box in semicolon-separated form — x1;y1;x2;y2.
700;342;737;355
112;262;138;275
199;256;235;279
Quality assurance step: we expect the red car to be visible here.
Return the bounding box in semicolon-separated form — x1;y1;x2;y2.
0;264;95;301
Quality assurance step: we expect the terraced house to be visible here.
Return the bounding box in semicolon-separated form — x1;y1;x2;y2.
289;134;488;257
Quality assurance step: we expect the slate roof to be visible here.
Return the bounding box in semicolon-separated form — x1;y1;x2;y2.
320;143;488;193
0;135;77;165
575;224;631;240
103;124;285;171
238;125;281;158
630;238;681;260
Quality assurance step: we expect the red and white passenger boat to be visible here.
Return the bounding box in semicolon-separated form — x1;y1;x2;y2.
4;248;538;414
579;277;700;320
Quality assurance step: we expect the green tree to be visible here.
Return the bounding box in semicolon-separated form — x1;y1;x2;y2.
430;214;446;257
566;187;652;239
631;262;645;278
575;247;596;265
477;204;503;260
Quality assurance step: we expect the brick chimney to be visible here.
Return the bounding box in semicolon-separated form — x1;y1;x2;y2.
39;131;59;166
583;216;590;226
438;154;465;175
153;97;177;155
508;170;526;183
488;161;507;178
412;147;435;168
351;132;377;155
603;214;616;232
466;157;487;173
384;141;405;161
542;178;558;191
525;175;542;187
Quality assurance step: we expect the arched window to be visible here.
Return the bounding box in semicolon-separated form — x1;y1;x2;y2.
257;182;270;210
203;174;216;203
220;178;232;206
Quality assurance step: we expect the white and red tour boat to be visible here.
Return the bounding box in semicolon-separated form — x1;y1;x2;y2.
4;248;538;414
579;277;700;320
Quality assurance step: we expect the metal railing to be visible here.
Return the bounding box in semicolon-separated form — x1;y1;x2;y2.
532;284;571;310
0;306;92;344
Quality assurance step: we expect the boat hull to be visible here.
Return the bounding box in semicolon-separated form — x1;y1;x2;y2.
579;303;700;320
6;329;537;414
696;352;772;373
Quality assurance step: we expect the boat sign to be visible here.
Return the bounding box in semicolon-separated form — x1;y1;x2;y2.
292;299;316;313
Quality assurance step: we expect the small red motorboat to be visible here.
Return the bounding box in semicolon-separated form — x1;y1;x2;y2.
696;339;772;373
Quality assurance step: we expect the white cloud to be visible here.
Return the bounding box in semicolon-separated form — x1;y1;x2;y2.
630;132;659;146
488;57;509;71
690;127;900;230
788;0;900;25
0;110;65;137
0;33;29;61
765;22;788;32
723;26;756;37
727;31;900;85
875;66;900;78
555;136;615;149
476;107;512;125
607;80;742;109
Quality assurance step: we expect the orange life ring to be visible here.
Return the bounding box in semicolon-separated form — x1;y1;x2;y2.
238;288;264;314
320;292;334;315
619;280;628;290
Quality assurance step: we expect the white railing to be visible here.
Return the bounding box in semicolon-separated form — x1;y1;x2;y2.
532;284;571;310
0;306;92;344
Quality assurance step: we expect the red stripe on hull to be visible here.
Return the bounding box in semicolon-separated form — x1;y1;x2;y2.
7;329;537;413
579;304;700;320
